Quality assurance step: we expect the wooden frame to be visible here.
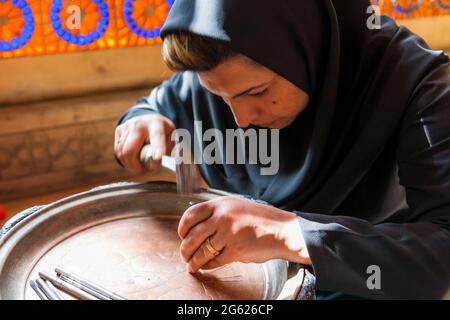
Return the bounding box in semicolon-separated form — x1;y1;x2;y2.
0;45;171;106
0;89;158;201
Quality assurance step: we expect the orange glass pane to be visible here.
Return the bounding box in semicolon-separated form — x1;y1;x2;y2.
371;0;450;20
1;0;448;59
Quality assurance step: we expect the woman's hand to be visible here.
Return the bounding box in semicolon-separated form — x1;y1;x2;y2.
178;196;311;273
114;114;176;175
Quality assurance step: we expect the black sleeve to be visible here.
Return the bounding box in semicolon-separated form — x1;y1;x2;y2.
296;59;450;299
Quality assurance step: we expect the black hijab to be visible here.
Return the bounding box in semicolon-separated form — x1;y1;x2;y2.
160;0;443;213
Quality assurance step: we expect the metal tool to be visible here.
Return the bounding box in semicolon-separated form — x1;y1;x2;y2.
39;271;98;300
58;274;110;300
35;278;60;300
55;267;125;300
29;280;49;300
140;144;201;194
45;279;66;300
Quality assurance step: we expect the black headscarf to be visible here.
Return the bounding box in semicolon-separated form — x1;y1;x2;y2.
159;0;446;213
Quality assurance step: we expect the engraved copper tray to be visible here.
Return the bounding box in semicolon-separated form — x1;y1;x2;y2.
0;182;290;300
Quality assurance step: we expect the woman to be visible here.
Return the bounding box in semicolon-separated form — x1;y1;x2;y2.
115;0;450;299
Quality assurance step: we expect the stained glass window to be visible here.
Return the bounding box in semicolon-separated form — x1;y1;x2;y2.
0;0;173;58
372;0;450;20
0;0;448;59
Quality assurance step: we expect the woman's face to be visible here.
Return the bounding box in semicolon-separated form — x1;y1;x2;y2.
198;54;309;129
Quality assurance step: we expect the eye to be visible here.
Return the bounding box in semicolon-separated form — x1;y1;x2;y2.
249;89;268;97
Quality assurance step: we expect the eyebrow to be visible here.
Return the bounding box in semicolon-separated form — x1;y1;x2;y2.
230;80;273;99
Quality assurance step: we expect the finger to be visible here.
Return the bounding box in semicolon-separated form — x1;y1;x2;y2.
187;233;225;273
122;128;147;175
148;121;167;161
180;217;216;262
201;248;232;270
116;129;130;166
178;201;215;240
114;126;125;166
114;125;124;154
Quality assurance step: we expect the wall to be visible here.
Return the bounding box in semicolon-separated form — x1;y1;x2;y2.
0;45;171;202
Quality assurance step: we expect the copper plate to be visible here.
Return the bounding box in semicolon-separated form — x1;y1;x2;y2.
0;182;290;300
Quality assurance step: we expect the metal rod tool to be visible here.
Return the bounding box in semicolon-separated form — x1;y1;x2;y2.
140;144;201;194
55;267;125;300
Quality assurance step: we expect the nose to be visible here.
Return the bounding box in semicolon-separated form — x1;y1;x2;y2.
227;99;260;128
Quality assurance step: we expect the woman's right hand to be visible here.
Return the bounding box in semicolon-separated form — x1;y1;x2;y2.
114;114;176;175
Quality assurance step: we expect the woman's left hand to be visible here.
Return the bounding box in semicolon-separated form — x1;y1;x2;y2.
178;196;311;273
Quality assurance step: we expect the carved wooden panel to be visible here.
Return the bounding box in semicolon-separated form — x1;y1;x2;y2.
0;88;152;201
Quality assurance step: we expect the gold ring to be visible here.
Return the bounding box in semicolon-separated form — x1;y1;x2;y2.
205;237;221;256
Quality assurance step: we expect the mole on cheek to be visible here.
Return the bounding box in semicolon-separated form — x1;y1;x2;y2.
272;101;277;105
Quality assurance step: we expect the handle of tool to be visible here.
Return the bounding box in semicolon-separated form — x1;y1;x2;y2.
139;144;176;173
